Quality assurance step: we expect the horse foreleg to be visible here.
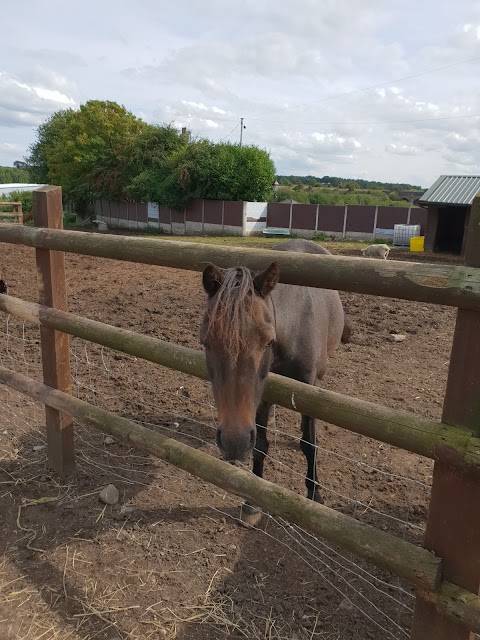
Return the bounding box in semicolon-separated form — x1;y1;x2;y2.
240;401;271;527
252;401;270;478
300;415;323;504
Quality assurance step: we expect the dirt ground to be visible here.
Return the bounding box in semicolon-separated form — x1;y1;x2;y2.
0;236;460;640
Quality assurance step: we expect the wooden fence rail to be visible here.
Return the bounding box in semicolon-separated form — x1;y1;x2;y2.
1;365;480;634
1;293;480;475
0;223;480;309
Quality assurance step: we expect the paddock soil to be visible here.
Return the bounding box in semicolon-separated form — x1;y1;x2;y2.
0;238;461;640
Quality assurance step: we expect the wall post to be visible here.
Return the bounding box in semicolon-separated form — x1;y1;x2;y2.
372;205;378;240
342;205;348;239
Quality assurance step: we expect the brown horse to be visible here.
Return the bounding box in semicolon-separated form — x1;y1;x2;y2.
200;239;347;524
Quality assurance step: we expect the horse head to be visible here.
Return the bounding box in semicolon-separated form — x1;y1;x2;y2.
200;262;279;461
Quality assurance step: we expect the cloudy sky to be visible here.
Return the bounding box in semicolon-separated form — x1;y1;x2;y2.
1;0;480;187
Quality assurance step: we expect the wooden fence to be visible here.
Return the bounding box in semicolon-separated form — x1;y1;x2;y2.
0;201;23;224
0;185;479;639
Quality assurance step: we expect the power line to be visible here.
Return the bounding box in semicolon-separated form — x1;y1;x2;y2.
246;113;480;127
219;121;240;142
247;54;480;118
192;110;480;133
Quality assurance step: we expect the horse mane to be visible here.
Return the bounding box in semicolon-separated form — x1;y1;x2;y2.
206;267;256;361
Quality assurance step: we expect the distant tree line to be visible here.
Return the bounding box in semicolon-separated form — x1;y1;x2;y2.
273;186;412;207
277;175;423;192
25;100;276;213
0;165;32;184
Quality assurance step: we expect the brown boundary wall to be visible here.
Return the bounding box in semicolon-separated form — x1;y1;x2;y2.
93;200;427;239
94;199;244;235
267;203;427;239
94;201;149;229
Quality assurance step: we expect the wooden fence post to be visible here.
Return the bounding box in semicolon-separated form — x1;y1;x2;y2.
33;186;74;476
411;194;480;639
15;202;23;225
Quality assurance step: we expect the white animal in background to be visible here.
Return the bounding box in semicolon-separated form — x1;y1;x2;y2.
361;244;390;259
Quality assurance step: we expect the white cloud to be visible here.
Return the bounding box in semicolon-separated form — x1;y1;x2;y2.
0;0;479;186
34;88;75;105
386;143;418;156
0;142;23;152
311;133;362;152
0;70;76;128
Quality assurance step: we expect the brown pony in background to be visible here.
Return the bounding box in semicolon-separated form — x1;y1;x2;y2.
200;239;348;525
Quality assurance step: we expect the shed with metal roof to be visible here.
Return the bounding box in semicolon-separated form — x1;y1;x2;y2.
418;175;480;255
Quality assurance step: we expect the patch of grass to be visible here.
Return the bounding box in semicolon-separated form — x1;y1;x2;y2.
312;231;335;242
134;233;371;252
63;212;77;226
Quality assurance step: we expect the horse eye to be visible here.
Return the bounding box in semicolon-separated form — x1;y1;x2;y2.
265;339;275;350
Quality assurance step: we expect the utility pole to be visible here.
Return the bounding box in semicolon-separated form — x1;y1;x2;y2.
240;117;245;147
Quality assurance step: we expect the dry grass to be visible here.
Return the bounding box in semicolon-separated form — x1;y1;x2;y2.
1;535;336;640
0;408;338;640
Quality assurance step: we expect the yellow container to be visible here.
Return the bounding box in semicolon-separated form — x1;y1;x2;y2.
410;236;424;252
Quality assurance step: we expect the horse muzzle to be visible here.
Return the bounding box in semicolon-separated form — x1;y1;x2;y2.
216;426;256;461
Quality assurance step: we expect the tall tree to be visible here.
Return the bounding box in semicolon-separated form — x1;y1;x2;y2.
133;140;276;209
27;109;71;184
125;125;187;201
27;101;148;203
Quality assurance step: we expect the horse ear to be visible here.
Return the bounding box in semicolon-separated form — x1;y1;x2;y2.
254;262;280;297
203;264;224;297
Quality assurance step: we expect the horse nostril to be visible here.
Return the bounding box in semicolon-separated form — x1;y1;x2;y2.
216;428;222;449
249;429;255;448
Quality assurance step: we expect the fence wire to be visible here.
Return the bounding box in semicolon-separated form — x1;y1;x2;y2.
0;316;433;640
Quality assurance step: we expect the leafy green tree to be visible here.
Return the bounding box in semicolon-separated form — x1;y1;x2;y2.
27;101;149;204
139;140;275;209
27;110;71;184
344;180;360;191
120;124;186;201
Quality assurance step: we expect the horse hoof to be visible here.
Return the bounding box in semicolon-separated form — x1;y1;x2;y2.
307;491;324;504
239;503;263;528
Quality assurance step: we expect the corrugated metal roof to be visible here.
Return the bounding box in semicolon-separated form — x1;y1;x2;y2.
419;175;480;205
